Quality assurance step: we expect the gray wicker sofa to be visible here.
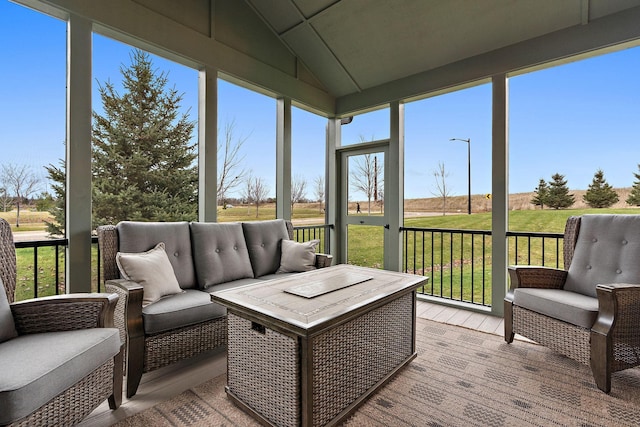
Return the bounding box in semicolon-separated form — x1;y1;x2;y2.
97;219;332;398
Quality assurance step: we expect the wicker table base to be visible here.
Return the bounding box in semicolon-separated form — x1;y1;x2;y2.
212;264;427;427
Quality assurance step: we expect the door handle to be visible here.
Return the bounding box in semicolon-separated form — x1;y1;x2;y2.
384;224;390;229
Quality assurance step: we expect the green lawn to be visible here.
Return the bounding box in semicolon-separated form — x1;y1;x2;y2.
13;207;640;302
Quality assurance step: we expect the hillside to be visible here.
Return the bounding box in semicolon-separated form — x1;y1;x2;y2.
404;188;634;214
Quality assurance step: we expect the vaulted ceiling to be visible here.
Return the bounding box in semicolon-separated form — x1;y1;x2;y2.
243;0;640;113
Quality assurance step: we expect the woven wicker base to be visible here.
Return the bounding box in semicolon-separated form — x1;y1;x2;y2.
513;305;590;364
227;292;416;427
9;358;114;427
144;317;227;373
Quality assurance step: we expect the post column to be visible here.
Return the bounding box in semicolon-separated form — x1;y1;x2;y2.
386;101;404;271
66;14;92;293
491;73;509;316
198;67;218;222
276;98;292;220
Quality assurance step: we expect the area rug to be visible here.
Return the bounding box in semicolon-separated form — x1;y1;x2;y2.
114;318;640;426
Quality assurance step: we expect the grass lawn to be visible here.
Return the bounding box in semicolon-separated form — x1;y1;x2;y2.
11;205;640;303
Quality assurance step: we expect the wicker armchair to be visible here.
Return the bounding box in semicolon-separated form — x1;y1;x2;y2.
0;218;123;426
505;214;640;393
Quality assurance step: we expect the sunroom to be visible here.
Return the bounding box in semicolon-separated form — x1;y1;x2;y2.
3;0;640;425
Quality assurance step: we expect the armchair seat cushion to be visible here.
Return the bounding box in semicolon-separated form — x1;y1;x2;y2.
513;288;599;329
142;289;226;335
0;328;120;425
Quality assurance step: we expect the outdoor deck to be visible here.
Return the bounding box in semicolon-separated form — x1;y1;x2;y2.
79;299;504;427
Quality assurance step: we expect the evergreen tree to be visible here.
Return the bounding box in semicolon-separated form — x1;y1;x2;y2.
531;178;548;209
45;160;65;236
92;49;197;226
583;169;618;208
626;164;640;206
546;173;575;209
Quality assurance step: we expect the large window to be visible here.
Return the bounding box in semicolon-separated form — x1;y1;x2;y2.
509;46;640;220
91;35;199;225
292;106;326;221
0;2;65;233
404;84;492;219
218;79;276;220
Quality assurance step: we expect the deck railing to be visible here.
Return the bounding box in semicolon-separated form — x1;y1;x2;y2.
13;225;564;305
402;227;565;307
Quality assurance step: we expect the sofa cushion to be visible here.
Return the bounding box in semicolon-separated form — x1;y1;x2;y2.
116;242;183;307
0;278;17;344
205;277;264;294
513;288;599;329
0;328;120;425
242;219;290;277
564;215;640;297
277;239;319;273
142;289;226;335
191;222;254;289
117;221;197;289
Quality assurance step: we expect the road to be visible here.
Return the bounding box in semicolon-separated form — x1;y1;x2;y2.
12;230;54;242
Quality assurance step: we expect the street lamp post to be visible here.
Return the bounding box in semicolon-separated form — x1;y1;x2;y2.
450;138;471;215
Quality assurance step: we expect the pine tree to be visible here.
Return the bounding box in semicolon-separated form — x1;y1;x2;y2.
546;173;575;209
92;49;197;226
531;178;548;209
626;164;640;206
583;169;618;208
45;160;65;236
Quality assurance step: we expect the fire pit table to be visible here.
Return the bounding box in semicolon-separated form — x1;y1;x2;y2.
211;264;427;427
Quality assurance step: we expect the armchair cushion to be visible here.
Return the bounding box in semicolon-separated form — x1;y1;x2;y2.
116;242;183;307
191;222;254;288
513;288;599;329
243;219;290;277
564;215;640;297
0;328;120;425
117;221;197;289
142;289;226;335
0;278;17;343
277;239;320;273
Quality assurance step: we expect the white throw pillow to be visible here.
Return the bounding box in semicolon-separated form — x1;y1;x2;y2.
116;242;182;306
277;239;320;273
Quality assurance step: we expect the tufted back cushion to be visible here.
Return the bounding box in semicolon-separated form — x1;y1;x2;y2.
242;219;290;277
190;222;254;289
564;215;640;297
117;221;196;289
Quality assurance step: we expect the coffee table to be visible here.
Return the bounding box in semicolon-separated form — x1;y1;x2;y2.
211;264;427;427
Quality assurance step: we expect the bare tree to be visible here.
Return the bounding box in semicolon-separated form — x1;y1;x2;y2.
248;176;270;218
291;174;307;211
430;162;453;216
217;119;249;208
0;187;12;212
0;164;41;227
350;153;383;215
241;171;254;215
313;175;325;212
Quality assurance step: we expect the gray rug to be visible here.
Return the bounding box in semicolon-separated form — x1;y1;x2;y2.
114;318;640;426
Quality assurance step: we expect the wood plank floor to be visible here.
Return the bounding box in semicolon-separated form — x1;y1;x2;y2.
79;299;505;427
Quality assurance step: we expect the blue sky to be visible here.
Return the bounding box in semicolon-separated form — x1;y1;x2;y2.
1;0;640;201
